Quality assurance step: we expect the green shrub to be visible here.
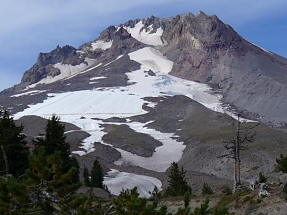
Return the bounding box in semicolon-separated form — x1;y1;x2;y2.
222;186;232;195
258;172;267;183
202;183;214;196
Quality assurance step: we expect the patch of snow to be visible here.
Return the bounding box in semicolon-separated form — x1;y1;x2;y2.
76;50;85;54
10;90;47;97
247;40;273;55
91;40;113;50
64;63;102;80
125;22;165;46
90;76;107;81
103;55;124;67
129;47;173;74
114;121;185;172
104;169;162;197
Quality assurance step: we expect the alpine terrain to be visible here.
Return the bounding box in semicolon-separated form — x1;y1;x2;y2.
1;11;287;213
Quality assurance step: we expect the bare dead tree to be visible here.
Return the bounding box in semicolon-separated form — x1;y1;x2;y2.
220;112;259;192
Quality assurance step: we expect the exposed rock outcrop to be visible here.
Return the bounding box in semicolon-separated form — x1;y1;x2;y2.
21;45;85;84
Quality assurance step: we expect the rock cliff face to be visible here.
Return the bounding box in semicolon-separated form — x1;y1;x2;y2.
109;12;287;124
160;12;287;124
21;45;85;84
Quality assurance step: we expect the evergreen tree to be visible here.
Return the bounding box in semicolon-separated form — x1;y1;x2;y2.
258;172;267;183
276;154;287;173
83;165;91;187
202;183;214;196
24;146;81;214
33;115;79;183
90;159;103;188
34;115;70;159
0;110;29;177
165;162;192;197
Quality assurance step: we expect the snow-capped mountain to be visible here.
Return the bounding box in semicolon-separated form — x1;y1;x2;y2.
1;11;287;196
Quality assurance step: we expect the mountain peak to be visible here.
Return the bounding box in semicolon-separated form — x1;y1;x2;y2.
7;11;287;125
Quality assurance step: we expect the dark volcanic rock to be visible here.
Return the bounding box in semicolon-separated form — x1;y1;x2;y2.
102;124;162;157
108;27;146;57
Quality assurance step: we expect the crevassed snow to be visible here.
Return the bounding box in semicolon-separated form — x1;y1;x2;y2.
104;169;162;197
91;40;113;50
10;90;47;97
125;22;164;46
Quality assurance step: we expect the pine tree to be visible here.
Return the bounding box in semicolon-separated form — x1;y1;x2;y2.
83;165;91;187
24;146;81;214
90;160;103;188
34;115;70;159
276;154;287;173
0;110;29;177
165;162;192;197
33;115;79;183
202;183;214;196
258;172;267;183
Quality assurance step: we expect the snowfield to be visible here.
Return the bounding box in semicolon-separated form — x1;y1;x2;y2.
125;22;165;46
14;46;228;197
104;169;162;197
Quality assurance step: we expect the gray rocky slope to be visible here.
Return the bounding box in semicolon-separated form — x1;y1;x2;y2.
1;11;287;194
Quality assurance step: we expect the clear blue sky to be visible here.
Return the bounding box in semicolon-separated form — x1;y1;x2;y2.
0;0;286;91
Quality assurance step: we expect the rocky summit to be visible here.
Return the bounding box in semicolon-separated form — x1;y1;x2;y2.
1;11;287;203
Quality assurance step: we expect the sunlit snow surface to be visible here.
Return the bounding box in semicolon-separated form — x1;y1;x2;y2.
104;169;162;197
14;47;226;196
91;40;113;50
125;22;165;46
10;90;47;97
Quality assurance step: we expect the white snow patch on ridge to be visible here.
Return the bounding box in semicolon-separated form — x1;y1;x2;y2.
90;76;107;81
104;169;162;198
91;40;112;50
125;22;164;46
10;90;47;97
129;47;173;74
